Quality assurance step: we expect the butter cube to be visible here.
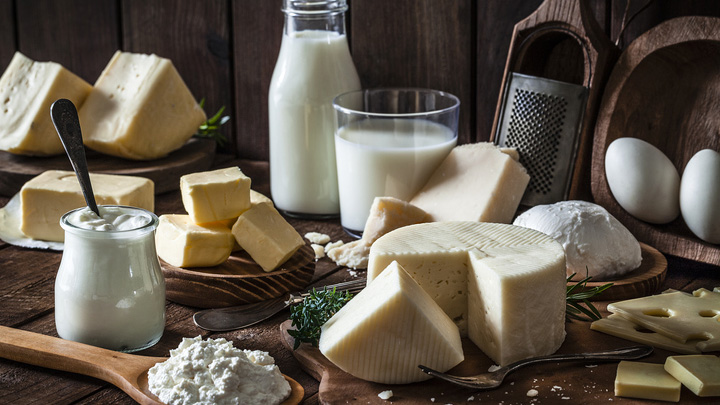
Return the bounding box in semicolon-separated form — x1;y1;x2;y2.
231;203;303;272
155;214;234;267
79;51;206;160
20;170;154;242
665;355;720;397
180;167;251;224
615;361;681;402
0;52;92;156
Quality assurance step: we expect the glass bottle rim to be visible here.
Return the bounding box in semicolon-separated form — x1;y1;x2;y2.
282;0;348;15
60;205;159;239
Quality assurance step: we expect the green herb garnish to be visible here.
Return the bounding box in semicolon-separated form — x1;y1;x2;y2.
288;287;354;349
566;272;613;322
194;98;230;147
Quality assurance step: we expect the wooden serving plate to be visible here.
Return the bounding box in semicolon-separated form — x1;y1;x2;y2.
0;137;215;197
161;244;315;308
591;16;720;265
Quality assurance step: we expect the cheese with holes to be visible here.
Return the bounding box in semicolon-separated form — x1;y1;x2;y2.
368;221;566;366
319;261;464;384
665;355;720;397
615;361;681;402
20;170;154;242
591;314;700;354
231;203;303;272
0;52;92;156
78;51;206;160
156;214;234;267
409;143;529;223
180;167;251;224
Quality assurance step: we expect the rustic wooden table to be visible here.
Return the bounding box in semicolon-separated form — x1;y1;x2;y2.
0;158;717;404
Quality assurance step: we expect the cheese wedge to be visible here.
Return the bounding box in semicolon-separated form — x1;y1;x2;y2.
180;167;252;224
20;170;154;242
79;51;206;160
409;143;529;223
155;214;234;267
368;221;566;366
615;361;681;402
0;52;92;156
665;355;720;397
319;261;464;384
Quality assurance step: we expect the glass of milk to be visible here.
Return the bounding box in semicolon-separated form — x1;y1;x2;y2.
55;205;165;353
333;88;459;236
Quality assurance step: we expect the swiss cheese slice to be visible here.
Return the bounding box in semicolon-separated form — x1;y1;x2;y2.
180;167;252;224
368;221;566;366
615;361;681;402
591;314;700;354
155;214;234;267
664;355;720;397
319;261;464;384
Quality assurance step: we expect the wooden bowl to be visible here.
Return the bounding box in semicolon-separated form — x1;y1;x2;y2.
161;244;316;308
591;16;720;266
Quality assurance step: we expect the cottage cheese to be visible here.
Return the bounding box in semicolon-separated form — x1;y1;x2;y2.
148;336;291;405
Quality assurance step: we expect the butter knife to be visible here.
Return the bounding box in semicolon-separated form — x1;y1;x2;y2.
193;278;366;332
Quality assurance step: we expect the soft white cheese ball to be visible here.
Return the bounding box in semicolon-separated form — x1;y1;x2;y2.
513;200;642;280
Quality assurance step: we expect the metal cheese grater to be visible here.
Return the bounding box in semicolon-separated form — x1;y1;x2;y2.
494;72;588;207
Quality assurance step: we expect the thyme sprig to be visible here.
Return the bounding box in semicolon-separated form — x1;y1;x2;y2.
194;98;230;147
566;272;613;322
288;287;354;350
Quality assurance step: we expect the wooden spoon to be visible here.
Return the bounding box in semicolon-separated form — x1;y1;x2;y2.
0;325;304;404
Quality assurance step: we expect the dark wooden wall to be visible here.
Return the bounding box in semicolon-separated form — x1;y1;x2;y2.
2;0;719;161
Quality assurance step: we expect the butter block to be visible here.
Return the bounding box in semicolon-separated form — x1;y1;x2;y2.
0;52;92;156
231;203;303;272
319;261;464;384
79;51;206;160
664;355;720;397
20;170;154;242
615;361;681;402
155;214;234;267
180;167;252;224
591;314;700;354
410;143;529;223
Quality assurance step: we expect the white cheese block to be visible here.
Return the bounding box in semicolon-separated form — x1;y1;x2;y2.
368;221;566;366
79;51;206;160
615;361;681;402
319;261;464;384
180;167;252;224
155;214;234;267
665;355;720;397
0;52;92;156
409;143;529;223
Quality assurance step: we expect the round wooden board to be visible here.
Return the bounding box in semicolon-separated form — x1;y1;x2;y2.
282;375;305;405
0;138;215;197
569;242;667;302
160;244;316;309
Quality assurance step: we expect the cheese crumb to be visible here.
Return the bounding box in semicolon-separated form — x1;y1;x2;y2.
378;390;393;400
527;389;539;397
305;232;331;245
311;244;325;260
325;240;344;252
488;365;502;372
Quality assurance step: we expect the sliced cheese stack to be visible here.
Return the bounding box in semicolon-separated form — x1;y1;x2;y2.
319;261;464;384
0;52;92;156
368;221;566;366
155;215;234;267
79;51;206;160
20;170;154;242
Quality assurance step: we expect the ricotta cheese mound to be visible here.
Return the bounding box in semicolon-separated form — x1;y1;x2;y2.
513;200;642;281
147;336;291;405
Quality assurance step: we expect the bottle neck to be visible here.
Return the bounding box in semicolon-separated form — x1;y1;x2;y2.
284;11;347;36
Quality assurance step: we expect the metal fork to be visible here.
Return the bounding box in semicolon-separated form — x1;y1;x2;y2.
419;345;653;390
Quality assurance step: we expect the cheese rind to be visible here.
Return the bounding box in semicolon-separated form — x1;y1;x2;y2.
615;361;681;402
155;214;234;267
180;167;252;224
319;261;464;384
664;355;720;397
0;52;92;156
20;170;154;242
78;51;206;160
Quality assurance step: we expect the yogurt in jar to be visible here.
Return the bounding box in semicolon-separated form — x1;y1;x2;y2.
55;205;165;352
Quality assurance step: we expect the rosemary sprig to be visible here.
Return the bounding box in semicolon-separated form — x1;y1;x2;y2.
566;272;613;322
288;287;354;350
194;98;230;147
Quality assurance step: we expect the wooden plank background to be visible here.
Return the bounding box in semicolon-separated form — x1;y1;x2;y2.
2;0;720;161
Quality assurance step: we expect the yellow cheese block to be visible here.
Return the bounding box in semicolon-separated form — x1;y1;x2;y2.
231;203;303;272
155;214;234;267
78;51;206;160
615;361;681;402
0;52;92;156
319;261;464;384
665;355;720;397
20;170;154;242
180;167;252;224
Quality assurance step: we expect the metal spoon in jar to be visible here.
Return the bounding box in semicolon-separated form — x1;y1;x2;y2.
50;98;100;216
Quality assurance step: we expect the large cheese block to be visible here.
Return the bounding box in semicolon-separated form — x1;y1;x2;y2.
409;143;529;223
368;221;566;366
78;51;206;160
20;170;154;242
319;261;464;384
0;52;92;156
155;214;234;267
180;167;252;224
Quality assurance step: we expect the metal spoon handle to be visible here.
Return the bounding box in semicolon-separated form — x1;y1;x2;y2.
50;99;99;216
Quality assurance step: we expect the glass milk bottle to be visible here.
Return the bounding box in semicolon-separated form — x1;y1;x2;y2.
268;0;361;218
55;205;165;353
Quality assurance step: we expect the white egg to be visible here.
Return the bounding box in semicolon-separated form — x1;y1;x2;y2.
604;137;680;224
680;149;720;244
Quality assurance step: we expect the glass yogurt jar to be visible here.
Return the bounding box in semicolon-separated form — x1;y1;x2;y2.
54;205;165;353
